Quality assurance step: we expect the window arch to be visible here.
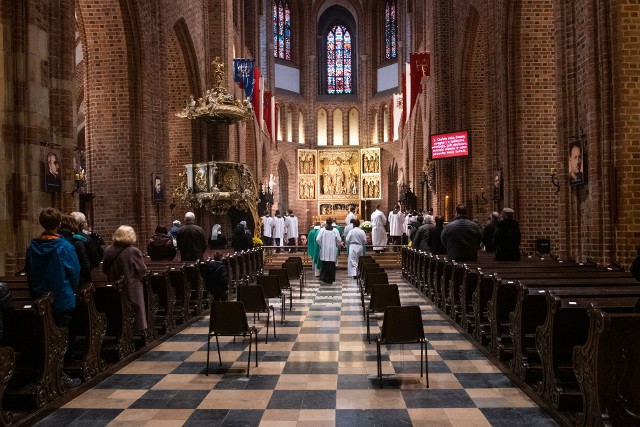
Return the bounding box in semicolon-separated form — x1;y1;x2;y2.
318;5;357;95
349;108;359;145
317;109;327;146
333;109;343;145
384;0;398;60
326;25;352;94
273;0;291;60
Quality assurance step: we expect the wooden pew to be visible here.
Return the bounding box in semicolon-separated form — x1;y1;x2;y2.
166;267;191;324
2;278;107;382
70;284;107;381
573;305;640;427
0;346;15;426
1;293;67;409
535;293;638;411
94;279;136;361
184;263;205;315
508;279;640;383
145;271;176;334
471;265;613;358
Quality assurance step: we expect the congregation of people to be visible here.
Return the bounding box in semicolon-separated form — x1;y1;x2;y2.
18;200;640;393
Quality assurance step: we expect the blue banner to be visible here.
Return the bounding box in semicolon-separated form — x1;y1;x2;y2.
233;58;255;101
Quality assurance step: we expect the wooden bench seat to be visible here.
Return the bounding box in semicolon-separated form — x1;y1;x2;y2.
536;294;638;411
2;278;107;383
0;346;15;426
94;280;136;361
472;265;621;359
573;305;640;427
509;281;640;383
0;293;67;409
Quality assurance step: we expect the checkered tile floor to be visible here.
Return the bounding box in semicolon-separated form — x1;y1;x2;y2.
35;270;559;426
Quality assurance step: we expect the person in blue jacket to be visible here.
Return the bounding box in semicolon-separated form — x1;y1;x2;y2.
25;207;81;388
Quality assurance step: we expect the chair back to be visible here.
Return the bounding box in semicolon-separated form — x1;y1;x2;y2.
286;256;303;271
380;305;424;344
358;261;381;279
237;286;268;313
364;271;389;294
268;268;290;289
257;275;282;299
282;262;301;280
210;301;250;335
370;284;400;313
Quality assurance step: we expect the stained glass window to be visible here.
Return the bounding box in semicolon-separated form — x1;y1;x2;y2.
326;25;352;94
384;0;397;60
273;0;291;60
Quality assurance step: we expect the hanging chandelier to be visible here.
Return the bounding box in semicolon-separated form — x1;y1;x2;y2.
176;57;252;125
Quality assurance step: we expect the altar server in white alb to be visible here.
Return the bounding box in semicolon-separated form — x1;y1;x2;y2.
316;219;342;284
286;210;299;252
345;219;366;278
344;206;356;228
371;204;388;252
262;212;273;246
272;210;285;253
388;205;405;248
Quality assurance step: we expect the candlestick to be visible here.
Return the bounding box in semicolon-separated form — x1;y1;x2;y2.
445;195;449;222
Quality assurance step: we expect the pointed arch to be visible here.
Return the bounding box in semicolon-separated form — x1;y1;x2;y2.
349;108;359;145
277;158;289;210
333;109;343;145
317;108;328;146
298;110;305;144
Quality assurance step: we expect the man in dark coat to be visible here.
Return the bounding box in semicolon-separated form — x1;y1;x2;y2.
426;216;447;255
482;212;500;252
493;208;522;261
440;204;482;262
147;226;177;261
176;212;207;261
204;251;229;301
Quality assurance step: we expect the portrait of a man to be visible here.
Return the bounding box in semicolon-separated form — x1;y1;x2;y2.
568;140;584;185
152;173;164;203
45;150;62;193
493;169;503;201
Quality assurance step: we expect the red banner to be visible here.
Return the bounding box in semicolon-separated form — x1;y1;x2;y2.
252;67;261;124
274;102;280;150
264;90;272;143
401;72;407;126
409;52;429;112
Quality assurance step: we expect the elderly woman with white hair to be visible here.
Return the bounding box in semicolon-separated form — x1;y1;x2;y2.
70;211;103;268
102;225;148;333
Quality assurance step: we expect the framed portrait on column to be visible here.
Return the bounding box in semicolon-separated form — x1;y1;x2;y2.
44;149;62;193
152;173;164;203
568;138;585;185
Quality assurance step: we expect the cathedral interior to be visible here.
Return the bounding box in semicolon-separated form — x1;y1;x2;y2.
1;1;639;426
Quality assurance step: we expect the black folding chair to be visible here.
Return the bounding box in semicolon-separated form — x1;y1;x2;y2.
206;301;258;377
237;285;276;343
366;284;401;343
376;305;428;388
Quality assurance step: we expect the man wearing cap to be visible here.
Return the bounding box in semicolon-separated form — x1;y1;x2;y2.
440;204;482;262
493;208;521;261
176;211;207;261
481;212;500;252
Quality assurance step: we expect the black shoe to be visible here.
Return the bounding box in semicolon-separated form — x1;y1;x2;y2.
61;372;81;388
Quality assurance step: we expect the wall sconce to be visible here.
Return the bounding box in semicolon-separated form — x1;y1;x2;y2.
549;168;560;193
71;171;86;195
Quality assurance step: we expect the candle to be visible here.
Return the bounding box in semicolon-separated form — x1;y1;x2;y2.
445;195;449;222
